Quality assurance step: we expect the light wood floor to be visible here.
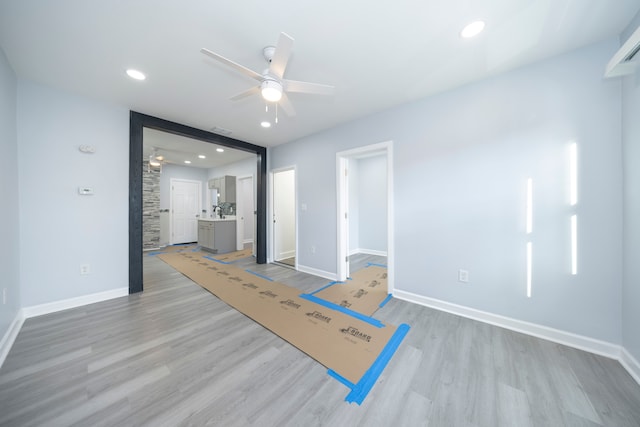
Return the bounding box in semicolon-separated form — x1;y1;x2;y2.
1;253;640;426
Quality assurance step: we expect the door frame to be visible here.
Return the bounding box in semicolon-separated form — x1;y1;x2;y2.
336;140;394;292
235;174;255;252
269;165;297;267
129;111;267;294
169;178;202;245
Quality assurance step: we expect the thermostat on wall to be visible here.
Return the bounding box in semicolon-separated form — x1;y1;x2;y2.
79;145;96;154
78;187;94;195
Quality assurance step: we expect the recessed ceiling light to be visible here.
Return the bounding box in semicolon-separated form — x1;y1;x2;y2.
198;154;206;159
216;148;224;153
126;69;146;80
184;160;191;164
460;20;485;38
261;121;271;128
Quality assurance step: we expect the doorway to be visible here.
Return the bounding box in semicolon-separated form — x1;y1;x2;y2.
236;175;255;253
170;178;201;244
336;141;394;291
129;112;267;294
272;167;296;268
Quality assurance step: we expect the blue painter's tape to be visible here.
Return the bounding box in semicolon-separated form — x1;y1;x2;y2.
379;293;393;308
147;251;163;256
365;262;388;268
344;323;411;405
308;281;342;296
299;294;385;328
203;255;231;265
245;269;274;282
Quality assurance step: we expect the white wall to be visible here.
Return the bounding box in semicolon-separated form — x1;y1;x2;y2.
17;80;129;306
270;39;623;344
621;16;640;367
0;47;20;339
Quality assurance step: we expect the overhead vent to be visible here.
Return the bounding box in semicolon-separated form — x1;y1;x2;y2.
605;25;640;77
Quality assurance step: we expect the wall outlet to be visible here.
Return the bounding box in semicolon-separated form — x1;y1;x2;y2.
311;245;316;254
80;264;91;275
458;269;469;283
2;288;6;305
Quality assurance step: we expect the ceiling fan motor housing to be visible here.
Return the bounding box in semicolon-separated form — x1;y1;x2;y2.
263;46;276;63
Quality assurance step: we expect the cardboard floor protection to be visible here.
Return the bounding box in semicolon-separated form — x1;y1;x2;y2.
307;265;389;317
207;247;254;263
157;252;409;404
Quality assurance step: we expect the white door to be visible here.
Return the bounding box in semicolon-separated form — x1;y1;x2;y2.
273;168;296;263
171;179;201;244
237;175;255;252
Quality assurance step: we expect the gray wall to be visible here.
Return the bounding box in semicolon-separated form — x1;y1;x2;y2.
271;39;623;343
621;17;640;366
348;155;387;255
0;47;20;340
356;155;387;254
17;80;129;307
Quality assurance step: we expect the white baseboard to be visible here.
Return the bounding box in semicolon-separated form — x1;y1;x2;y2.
277;250;295;260
22;287;129;319
620;347;640;385
0;310;26;369
393;289;621;359
297;264;338;281
349;248;388;257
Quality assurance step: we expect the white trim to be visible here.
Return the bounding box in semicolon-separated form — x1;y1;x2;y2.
0;310;26;369
621;347;640;385
22;287;129;319
297;264;338;281
349;248;388;257
393;289;621;359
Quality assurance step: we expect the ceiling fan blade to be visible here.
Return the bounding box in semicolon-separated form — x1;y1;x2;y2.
279;93;296;117
269;32;294;79
284;79;335;96
230;86;260;101
200;48;263;82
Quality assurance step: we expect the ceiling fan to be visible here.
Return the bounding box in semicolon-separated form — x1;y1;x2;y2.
200;32;335;117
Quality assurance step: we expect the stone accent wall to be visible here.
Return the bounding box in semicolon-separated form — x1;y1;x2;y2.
143;160;161;250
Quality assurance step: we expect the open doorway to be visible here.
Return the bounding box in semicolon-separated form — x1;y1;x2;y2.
336;141;394;291
272;167;296;268
236;175;255;254
130;112;267;294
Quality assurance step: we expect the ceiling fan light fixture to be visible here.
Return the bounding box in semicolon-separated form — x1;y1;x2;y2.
461;20;485;38
126;69;146;80
261;80;283;102
149;153;161;167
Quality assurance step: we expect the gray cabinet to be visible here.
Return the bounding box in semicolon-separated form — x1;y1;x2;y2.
198;220;236;253
198;221;215;250
208;175;236;203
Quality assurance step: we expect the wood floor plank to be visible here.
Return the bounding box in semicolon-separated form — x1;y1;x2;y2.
1;253;639;426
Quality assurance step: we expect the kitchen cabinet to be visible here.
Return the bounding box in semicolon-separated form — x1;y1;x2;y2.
198;220;214;250
208;175;236;203
198;219;236;253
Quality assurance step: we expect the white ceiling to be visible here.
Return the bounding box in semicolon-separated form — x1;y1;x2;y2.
1;0;639;148
143;128;255;169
